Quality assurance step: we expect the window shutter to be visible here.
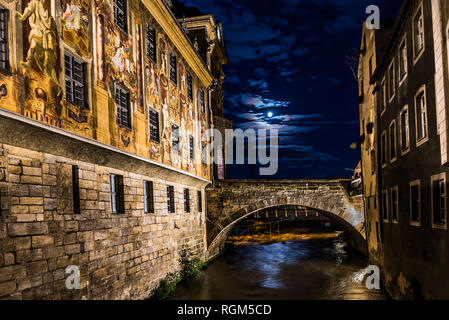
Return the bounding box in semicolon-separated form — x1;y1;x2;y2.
72;165;80;214
143;181;148;213
146;24;156;62
170;53;177;84
114;0;127;33
117;175;125;213
65;54;73;103
187;73;193;100
149;109;160;143
110;175;117;213
0;8;9;72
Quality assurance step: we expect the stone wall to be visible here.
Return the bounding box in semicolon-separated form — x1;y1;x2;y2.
0;143;207;300
206;180;365;259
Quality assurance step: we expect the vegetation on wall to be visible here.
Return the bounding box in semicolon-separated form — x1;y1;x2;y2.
151;249;208;300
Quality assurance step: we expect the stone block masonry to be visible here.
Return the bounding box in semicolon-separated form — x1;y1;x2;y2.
0;143;207;300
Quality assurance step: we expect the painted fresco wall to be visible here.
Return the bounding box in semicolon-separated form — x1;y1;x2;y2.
0;0;211;181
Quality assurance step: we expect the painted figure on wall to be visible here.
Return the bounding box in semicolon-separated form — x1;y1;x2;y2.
60;0;89;56
17;0;59;84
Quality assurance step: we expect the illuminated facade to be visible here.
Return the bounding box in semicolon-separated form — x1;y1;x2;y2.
0;0;227;299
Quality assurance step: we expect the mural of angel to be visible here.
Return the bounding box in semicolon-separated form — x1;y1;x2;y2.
16;0;59;84
62;0;85;31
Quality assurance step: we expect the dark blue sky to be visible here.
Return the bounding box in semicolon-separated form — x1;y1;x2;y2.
182;0;402;179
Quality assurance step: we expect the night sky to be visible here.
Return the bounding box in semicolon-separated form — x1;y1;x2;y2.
180;0;403;179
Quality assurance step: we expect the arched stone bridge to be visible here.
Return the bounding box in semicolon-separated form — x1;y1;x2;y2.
206;179;366;259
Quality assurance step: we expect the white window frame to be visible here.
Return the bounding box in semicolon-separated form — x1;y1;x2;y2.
414;85;428;147
400;105;410;155
389;120;397;163
391;186;399;224
398;35;408;86
381;130;387;168
382;189;389;223
380;78;386;116
388;59;396;103
410;179;421;227
431;173;447;230
447;23;449;83
412;1;425;65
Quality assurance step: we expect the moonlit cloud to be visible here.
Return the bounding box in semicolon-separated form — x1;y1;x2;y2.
239;94;291;109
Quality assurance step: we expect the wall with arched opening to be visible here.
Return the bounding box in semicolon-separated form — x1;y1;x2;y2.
206;180;365;260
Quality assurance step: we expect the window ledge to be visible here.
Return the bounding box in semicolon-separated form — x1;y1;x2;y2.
416;136;429;148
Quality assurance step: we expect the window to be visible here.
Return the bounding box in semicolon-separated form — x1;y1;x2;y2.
375;222;380;243
197;190;202;213
374;197;377;210
72;165;80;214
110;174;124;214
187;73;193;101
0;7;9;72
382;190;388;222
146;24;156;63
410;180;421;226
431;173;446;229
65;52;87;108
380;79;386;114
184;188;190;213
114;0;127;33
413;5;424;62
388;60;395;101
167;186;175;213
201;145;207;166
389;121;397;162
115;84;131;128
189;135;194;160
169;52;177;85
369;56;373;79
400;106;410;153
391;187;398;223
149;109;160;143
381;131;387;167
144;181;154;214
172;124;179;152
415;87;428;144
399;37;407;83
200;89;205;113
370;150;376;175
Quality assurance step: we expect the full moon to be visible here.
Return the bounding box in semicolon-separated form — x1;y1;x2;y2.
267;112;273;118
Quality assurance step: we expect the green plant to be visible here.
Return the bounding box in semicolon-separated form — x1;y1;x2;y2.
151;249;208;300
180;249;207;279
151;272;182;300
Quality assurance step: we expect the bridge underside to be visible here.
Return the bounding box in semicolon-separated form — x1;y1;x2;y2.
206;180;365;260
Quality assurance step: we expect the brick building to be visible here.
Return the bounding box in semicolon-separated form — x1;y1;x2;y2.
0;0;227;299
364;0;449;299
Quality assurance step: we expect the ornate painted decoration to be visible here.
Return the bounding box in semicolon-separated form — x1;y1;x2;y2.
60;0;90;57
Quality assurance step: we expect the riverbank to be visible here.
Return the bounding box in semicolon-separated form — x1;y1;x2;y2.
226;228;342;246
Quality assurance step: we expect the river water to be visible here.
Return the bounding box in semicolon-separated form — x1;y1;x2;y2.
169;236;387;300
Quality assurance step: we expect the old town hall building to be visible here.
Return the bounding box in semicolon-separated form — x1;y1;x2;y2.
0;0;228;299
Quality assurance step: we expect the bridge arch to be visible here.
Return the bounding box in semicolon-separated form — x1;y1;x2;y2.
206;180;366;260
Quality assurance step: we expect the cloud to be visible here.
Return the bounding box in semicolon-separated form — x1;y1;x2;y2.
247;79;269;90
227;75;240;84
254;68;269;77
292;47;310;56
266;52;289;62
239;94;291;109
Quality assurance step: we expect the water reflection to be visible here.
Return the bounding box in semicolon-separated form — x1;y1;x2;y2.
169;237;387;300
